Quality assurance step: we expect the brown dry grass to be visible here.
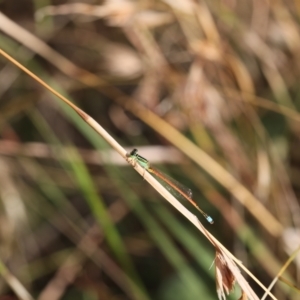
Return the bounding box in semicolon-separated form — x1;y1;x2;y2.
0;0;300;299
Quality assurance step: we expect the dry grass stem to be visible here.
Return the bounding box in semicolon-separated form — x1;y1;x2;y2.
0;260;34;300
2;3;299;296
0;12;290;238
261;245;300;300
0;47;272;300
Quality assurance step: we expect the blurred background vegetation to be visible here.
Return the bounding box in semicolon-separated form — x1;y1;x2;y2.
0;0;300;299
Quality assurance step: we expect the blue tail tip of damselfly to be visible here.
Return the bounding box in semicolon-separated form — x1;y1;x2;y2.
206;216;214;224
